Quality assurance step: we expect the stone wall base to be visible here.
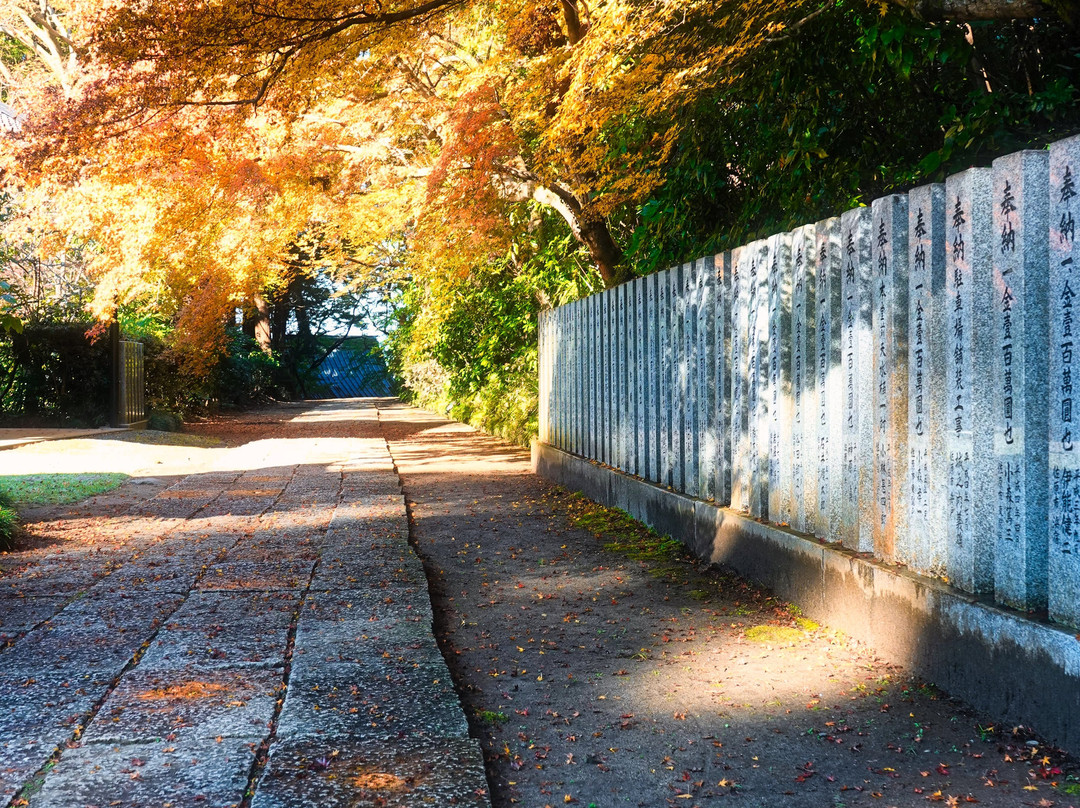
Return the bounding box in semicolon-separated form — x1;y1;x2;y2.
533;441;1080;753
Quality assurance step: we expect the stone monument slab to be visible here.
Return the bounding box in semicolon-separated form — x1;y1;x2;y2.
816;218;843;539
944;167;995;594
907;184;948;577
730;246;750;511
792;224;817;533
840;207;874;552
748;239;771;519
871;194;910;563
767;232;794;524
647;272;660;482
1049;134;1080;626
991;150;1050;612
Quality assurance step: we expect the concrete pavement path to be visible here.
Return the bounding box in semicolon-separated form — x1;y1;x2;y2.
0;399;488;808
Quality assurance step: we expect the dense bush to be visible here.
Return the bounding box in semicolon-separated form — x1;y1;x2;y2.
0;323;111;427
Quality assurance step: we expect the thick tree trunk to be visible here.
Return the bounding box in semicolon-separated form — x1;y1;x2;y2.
560;0;585;44
494;169;627;288
271;299;289;351
580;218;627;288
253;293;271;354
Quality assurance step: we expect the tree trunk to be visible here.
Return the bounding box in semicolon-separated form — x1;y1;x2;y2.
580;218;627;288
253;293;271;354
271;298;289;352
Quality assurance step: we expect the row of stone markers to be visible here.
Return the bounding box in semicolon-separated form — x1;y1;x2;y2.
538;133;1080;628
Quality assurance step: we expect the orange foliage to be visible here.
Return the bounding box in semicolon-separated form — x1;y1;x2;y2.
1;0;820;373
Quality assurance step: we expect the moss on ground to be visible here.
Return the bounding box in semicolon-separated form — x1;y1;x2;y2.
744;625;807;644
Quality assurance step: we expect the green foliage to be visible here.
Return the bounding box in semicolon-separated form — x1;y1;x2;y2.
0;280;22;334
622;4;1080;271
0;499;18;551
389;208;593;445
0;323;111;426
147;410;183;431
0;473;129;506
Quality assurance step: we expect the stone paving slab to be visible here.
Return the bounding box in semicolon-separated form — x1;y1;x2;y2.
196;560;315;591
0;595;69;643
83;667;281;743
251;736;490;808
138;592;300;670
89;561;201;595
276;660;469;744
25;738;258;808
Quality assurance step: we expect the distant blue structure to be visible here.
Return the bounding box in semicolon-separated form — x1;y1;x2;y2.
309;336;394;399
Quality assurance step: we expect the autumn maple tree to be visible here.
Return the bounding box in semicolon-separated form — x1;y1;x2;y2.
2;0;1078;431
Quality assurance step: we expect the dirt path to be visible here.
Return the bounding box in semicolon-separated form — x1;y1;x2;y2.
378;402;1077;808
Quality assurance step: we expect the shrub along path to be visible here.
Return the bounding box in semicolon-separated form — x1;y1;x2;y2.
0;399;1075;808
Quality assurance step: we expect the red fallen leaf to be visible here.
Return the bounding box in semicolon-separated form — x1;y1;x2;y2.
937;764;950;776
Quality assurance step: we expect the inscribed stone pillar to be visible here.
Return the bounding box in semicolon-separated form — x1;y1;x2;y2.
1049;134;1080;626
816;218;843;539
540;310;550;445
590;293;599;461
658;269;672;486
611;287;620;468
714;252;732;505
907;184;948;577
670;266;685;491
622;286;630;472
565;302;573;453
840;207;874;552
872;194;910;564
945;167;995;594
626;281;635;473
635;277;646;477
991;151;1050;611
730;246;750;511
565;302;574;453
609;288;618;467
578;297;586;456
684;262;700;495
791;225;817;533
698;256;717;501
602;290;611;466
748;240;771;519
767;232;794;524
580;298;588;458
647;272;660;483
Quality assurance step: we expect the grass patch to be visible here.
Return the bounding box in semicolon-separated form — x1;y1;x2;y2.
0;473;130;506
745;625;807;644
0;490;19;551
476;709;508;725
567;493;686;564
104;431;222;448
